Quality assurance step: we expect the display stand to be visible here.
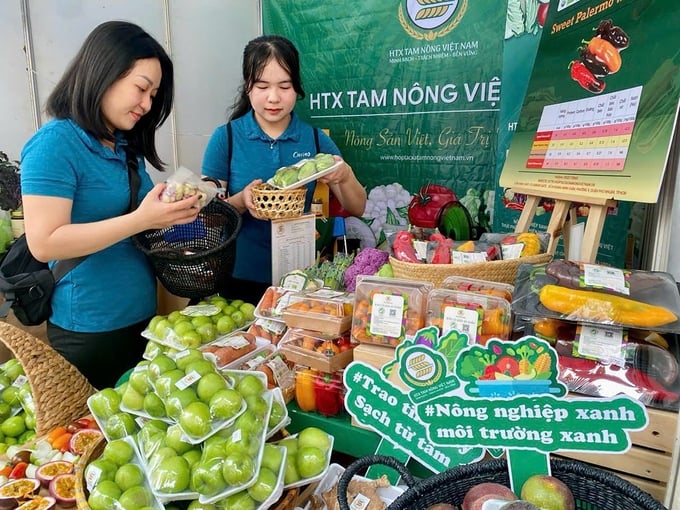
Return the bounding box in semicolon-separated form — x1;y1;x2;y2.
511;187;617;263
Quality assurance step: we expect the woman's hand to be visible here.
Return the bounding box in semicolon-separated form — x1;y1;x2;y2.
317;156;351;186
242;179;264;218
135;182;201;230
317;158;367;217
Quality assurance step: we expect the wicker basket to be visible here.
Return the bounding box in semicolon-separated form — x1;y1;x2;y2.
251;183;307;220
337;455;667;510
133;199;242;299
389;252;553;287
0;322;96;437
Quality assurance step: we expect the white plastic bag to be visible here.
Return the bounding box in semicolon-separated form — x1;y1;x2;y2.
161;167;218;209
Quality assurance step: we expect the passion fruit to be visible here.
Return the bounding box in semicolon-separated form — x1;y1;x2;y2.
0;478;40;509
16;496;57;510
35;460;74;488
48;472;76;508
68;428;104;455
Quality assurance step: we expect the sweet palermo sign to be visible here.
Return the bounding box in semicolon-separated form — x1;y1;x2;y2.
344;329;648;492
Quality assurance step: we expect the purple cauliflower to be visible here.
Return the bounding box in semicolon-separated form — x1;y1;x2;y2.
343;247;390;292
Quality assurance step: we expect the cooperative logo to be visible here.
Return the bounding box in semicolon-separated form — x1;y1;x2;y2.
398;0;468;41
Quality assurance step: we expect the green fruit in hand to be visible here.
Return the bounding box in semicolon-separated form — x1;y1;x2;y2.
150;455;191;493
197;372;228;403
165;387;199;420
296;446;327;478
261;444;284;472
221;451;255;486
297;160;318;180
298;427;331;452
88;479;122;510
102;438;135;466
236;374;265;398
247;466;278;502
179;401;212;438
89;388;122;420
114;463;145;492
209;388;243;420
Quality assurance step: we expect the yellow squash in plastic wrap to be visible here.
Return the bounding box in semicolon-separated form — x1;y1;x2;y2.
538;284;678;328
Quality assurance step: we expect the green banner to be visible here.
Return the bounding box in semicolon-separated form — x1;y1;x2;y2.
263;1;508;242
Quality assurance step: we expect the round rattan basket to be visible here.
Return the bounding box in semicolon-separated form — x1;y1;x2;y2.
389;252;553;287
133;199;242;299
251;183;307;220
0;322;97;437
338;455;667;510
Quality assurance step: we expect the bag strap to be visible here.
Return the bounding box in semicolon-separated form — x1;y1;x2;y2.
51;148;140;282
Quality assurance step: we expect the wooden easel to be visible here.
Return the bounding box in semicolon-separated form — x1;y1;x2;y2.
511;187;617;263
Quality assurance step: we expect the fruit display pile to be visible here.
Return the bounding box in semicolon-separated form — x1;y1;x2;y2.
0;359;37;454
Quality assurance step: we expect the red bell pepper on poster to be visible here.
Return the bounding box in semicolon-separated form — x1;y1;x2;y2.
313;372;344;417
407;184;458;228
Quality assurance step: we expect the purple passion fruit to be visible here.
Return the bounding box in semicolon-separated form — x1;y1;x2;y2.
68;428;104;455
0;478;41;509
35;460;74;488
16;496;57;510
48;473;76;508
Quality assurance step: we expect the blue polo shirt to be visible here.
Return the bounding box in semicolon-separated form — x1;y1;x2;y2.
20;119;156;332
202;112;340;284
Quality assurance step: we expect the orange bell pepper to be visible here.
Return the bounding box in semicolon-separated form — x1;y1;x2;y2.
295;368;318;412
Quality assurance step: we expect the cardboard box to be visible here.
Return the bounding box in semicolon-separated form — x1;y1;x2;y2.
352;343;396;369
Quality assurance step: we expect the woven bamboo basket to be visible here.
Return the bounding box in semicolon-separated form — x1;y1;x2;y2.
389;252;553;287
251;183;307;219
0;322;96;437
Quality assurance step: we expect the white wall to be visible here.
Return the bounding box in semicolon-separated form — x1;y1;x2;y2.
0;0;260;182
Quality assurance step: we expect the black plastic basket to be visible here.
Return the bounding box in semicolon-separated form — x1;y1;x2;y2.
133;199;241;299
338;455;668;510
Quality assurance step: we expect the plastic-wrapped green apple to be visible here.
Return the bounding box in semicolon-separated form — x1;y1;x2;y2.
87;479;122;510
210;295;228;307
1;416;27;439
1;386;19;406
209;388;243;420
114;463;145;491
230;310;246;328
191;315;213;328
102;438;135;466
278;437;298;458
150;455;191;493
137;420;168;456
245;394;269;417
230;299;245;309
174;348;205;371
236;374;265;398
296;446;327;478
261;444;284;472
268;400;285;428
222;451;255;486
143;340;163;360
165;387;199;420
84;458;118;483
184;359;215;377
202;435;228;460
167;310;185;324
248;466;278;502
179;330;202;349
148;354;177;381
153;318;173;339
149;446;179;468
191;457;228;496
219;491;257;510
223;429;251;456
89;388;121;420
179;401;212;438
0;375;10;389
104;412;137;439
0;402;11;422
197;372;228;403
196;323;218;344
215;316;236;335
147;315;165;333
239;303;256;322
172;320;195;338
165;423;193;455
188;500;219;510
119;485;154;508
235;409;264;437
143;392;166;418
23;412;36;431
221;305;237;316
155;369;186;399
283;458;301;485
182;447;202;468
121;385;145;411
1;359;24;381
128;366;151;394
297;427;331;452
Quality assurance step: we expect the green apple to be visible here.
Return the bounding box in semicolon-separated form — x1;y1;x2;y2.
188;499;218;510
143;392;166;418
0;402;11;422
137;420;168;456
268;401;285;428
191;315;213;328
215;316;236;335
147;315;165;333
245;394;269;418
149;446;179;468
219;491;256;510
143;340;164;360
296;446;327;478
230;310;246;328
261;444;284;472
165;423;193;455
172;320;195;338
150;455;191;493
0;415;25;438
174;348;205;371
190;457;228;496
221;305;237;316
87;479;122;510
223;429;251;456
184;359;216;378
179;401;212;438
89;388;121;420
114;462;145;491
104;412;137;439
221;451;255;486
121;385;145;411
128;366;151;394
196;323;218;344
278;437;298;459
236;374;265;398
297;427;331;452
247;466;278;502
197;372;228;403
153;318;173;339
209;388;243;420
167;310;185;324
165;387;199;420
148;354;177;381
182;447;202;468
235;409;264;437
230;299;245;309
119;485;154;509
1;386;19;406
179;330;203;349
283;458;300;485
102;438;135;466
202;435;228;460
84;458;118;484
155;368;186;398
239;303;256;322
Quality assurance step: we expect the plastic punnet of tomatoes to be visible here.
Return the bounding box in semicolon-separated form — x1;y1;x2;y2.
294;366;346;417
281;289;354;336
441;275;514;303
279;328;355;373
426;288;512;345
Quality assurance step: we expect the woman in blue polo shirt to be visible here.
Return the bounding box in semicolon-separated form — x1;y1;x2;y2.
20;21;200;389
202;35;366;303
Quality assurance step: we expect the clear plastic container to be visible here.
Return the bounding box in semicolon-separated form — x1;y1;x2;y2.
441;275;514;303
281;289;354;335
279;328;355;373
294;366;345;417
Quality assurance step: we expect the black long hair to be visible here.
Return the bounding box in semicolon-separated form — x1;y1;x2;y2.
46;20;173;169
229;35;305;121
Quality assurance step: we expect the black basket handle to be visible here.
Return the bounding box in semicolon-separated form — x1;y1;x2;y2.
337;455;417;510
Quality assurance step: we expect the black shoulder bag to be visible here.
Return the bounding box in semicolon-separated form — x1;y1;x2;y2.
0;148;141;326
